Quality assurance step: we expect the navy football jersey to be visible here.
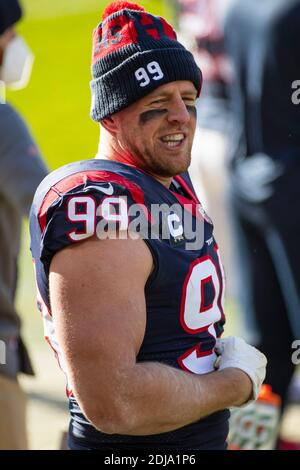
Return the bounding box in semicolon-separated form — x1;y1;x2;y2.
30;158;229;450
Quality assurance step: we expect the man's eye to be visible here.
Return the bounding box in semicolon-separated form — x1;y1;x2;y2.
184;99;196;105
150;100;166;106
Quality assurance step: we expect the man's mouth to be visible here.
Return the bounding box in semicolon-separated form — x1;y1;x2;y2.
160;133;186;148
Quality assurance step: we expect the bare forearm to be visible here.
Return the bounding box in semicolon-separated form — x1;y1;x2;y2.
50;239;263;438
86;361;251;435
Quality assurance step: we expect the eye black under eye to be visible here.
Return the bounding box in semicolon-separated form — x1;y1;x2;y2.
139;109;167;124
139;105;197;125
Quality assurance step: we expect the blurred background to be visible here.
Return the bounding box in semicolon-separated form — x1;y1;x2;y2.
3;0;300;450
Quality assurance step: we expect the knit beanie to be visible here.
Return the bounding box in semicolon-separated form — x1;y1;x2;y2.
90;1;202;122
0;0;22;36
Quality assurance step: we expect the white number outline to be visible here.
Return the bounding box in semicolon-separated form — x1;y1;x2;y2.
178;254;225;374
97;196;129;231
66;195;130;241
135;61;164;87
67;196;96;242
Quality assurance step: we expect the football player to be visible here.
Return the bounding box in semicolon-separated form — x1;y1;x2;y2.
30;1;266;450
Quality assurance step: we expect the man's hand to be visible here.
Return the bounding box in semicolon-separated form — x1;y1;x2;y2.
214;336;267;404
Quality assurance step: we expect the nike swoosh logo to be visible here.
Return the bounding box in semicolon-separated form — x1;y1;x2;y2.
84;183;114;196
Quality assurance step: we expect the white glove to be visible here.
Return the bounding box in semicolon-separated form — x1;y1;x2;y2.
214;336;267;404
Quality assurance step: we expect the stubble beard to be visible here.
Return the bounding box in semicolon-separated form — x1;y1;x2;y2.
130;140;192;178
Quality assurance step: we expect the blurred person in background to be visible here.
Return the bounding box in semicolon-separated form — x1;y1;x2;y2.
224;0;300;449
172;0;236;298
0;0;48;450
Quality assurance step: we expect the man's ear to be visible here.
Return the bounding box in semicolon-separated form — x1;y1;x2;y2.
100;116;118;135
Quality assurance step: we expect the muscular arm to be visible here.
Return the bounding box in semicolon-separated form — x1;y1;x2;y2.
50;235;252;435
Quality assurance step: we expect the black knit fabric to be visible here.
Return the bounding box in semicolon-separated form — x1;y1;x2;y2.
0;0;22;35
90;6;202;121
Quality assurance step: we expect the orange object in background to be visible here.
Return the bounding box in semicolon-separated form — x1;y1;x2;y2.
228;385;281;450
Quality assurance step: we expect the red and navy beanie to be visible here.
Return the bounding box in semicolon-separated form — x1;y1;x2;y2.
90;1;202;122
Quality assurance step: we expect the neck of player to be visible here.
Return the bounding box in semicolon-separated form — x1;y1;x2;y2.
97;128;173;189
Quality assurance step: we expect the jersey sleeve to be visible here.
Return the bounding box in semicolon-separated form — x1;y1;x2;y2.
31;171;149;273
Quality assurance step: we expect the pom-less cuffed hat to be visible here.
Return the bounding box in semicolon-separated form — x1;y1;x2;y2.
90;1;202;122
0;0;22;35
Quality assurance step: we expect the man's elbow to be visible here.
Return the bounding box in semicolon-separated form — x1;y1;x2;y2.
81;399;136;435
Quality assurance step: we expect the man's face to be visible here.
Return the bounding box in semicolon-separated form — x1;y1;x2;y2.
0;27;15;65
113;80;198;179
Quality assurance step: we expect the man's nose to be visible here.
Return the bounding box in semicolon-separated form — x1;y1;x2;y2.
167;97;190;125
